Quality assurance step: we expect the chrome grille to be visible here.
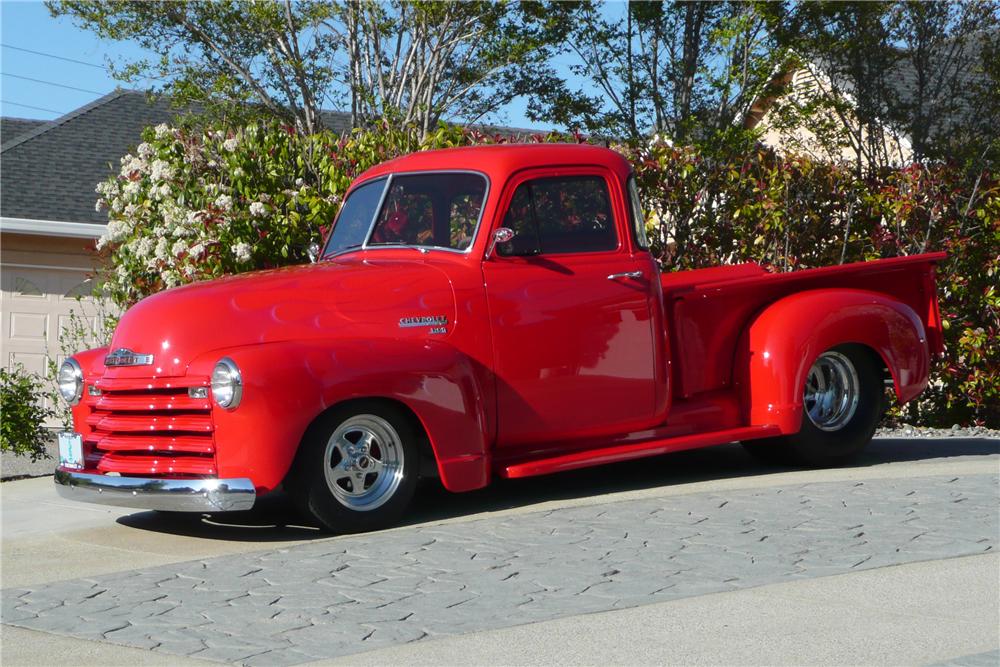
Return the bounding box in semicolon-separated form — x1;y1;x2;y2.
81;376;217;477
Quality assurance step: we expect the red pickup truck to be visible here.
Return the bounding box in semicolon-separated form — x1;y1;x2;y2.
55;144;945;532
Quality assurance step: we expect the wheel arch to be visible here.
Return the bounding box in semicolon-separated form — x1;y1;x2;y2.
202;337;492;495
736;288;930;433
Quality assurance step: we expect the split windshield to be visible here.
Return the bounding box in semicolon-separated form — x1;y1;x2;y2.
323;172;487;257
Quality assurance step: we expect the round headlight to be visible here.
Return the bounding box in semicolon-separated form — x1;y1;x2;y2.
57;358;84;405
211;357;242;409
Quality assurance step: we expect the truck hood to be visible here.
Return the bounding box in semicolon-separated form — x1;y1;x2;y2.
104;258;457;377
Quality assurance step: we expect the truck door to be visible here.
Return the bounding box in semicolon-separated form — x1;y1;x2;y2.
482;167;660;446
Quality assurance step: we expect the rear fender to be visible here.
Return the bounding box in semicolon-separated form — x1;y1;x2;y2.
737;289;930;433
191;338;490;494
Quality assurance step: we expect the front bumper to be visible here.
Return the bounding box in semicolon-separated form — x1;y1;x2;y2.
54;469;256;512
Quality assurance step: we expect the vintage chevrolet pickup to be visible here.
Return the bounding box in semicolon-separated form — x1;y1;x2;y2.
54;144;946;532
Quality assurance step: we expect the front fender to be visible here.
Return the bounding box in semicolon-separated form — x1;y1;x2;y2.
738;289;930;433
190;338;490;494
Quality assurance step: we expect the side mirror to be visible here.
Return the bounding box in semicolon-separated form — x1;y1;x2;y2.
486;227;515;259
307;242;320;263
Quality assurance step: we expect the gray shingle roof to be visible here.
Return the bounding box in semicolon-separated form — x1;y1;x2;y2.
1;117;47;146
1;90;181;224
0;90;356;226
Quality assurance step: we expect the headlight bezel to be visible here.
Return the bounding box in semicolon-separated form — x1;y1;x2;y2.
210;357;243;410
57;358;84;406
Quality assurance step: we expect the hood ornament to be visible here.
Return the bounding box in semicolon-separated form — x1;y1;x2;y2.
104;348;154;367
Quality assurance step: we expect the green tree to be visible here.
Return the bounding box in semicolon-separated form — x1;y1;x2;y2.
49;0;336;133
525;1;786;145
48;0;556;136
775;0;1000;173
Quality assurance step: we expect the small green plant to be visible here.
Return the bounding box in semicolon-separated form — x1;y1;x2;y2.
1;364;56;461
45;298;119;429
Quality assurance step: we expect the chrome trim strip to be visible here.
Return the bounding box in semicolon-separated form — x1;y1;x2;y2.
54;470;256;512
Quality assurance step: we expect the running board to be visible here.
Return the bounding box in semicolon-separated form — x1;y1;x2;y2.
501;425;782;479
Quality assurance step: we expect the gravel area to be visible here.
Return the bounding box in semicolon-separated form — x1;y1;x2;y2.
0;439;56;481
875;424;1000;439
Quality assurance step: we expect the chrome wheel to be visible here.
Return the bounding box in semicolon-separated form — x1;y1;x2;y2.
804;351;860;432
323;414;404;511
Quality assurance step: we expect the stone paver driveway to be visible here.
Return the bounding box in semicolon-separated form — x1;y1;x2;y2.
3;471;996;665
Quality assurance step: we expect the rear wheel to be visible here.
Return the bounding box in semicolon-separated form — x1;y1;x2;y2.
743;345;883;467
288;401;419;533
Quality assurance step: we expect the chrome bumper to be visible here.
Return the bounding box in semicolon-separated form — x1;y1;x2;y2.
53;470;256;512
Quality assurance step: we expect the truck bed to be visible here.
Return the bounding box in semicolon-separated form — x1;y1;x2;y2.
661;252;946;398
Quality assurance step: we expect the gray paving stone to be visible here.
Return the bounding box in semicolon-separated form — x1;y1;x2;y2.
929;649;1000;667
3;473;997;666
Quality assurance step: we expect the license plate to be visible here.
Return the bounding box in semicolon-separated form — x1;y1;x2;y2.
58;432;84;469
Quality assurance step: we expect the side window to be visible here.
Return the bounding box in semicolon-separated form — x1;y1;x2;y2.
627;175;649;249
498;175;618;256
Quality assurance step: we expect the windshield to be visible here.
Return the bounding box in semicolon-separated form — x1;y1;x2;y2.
323;172;487;257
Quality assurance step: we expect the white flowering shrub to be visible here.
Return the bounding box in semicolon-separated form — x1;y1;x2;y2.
95;122;348;306
97;119;599;311
94;120;521;308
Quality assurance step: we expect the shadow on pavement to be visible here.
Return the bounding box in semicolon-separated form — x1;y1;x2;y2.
116;436;997;541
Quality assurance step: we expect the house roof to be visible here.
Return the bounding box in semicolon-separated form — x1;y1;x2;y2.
1;90;181;225
1;117;47;146
0;88;539;231
0;90;355;228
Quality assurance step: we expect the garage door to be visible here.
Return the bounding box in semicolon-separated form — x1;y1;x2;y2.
1;264;105;424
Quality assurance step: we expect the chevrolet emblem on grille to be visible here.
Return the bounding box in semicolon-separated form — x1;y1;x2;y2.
104;348;154;367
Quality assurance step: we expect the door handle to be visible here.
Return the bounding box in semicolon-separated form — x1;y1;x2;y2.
607;270;644;280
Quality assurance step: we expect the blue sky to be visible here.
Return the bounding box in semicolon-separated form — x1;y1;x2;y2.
0;0;555;129
1;1;157;119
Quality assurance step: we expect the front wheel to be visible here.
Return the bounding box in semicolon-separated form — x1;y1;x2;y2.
743;345;883;467
288;401;420;533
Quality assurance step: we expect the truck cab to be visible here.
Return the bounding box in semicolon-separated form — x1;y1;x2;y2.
54;144;945;533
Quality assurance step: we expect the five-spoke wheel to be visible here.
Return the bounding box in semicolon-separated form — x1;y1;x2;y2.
323;415;405;512
288;402;419;533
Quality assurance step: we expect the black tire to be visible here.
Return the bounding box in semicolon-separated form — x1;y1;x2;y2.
742;344;883;467
287;401;420;533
